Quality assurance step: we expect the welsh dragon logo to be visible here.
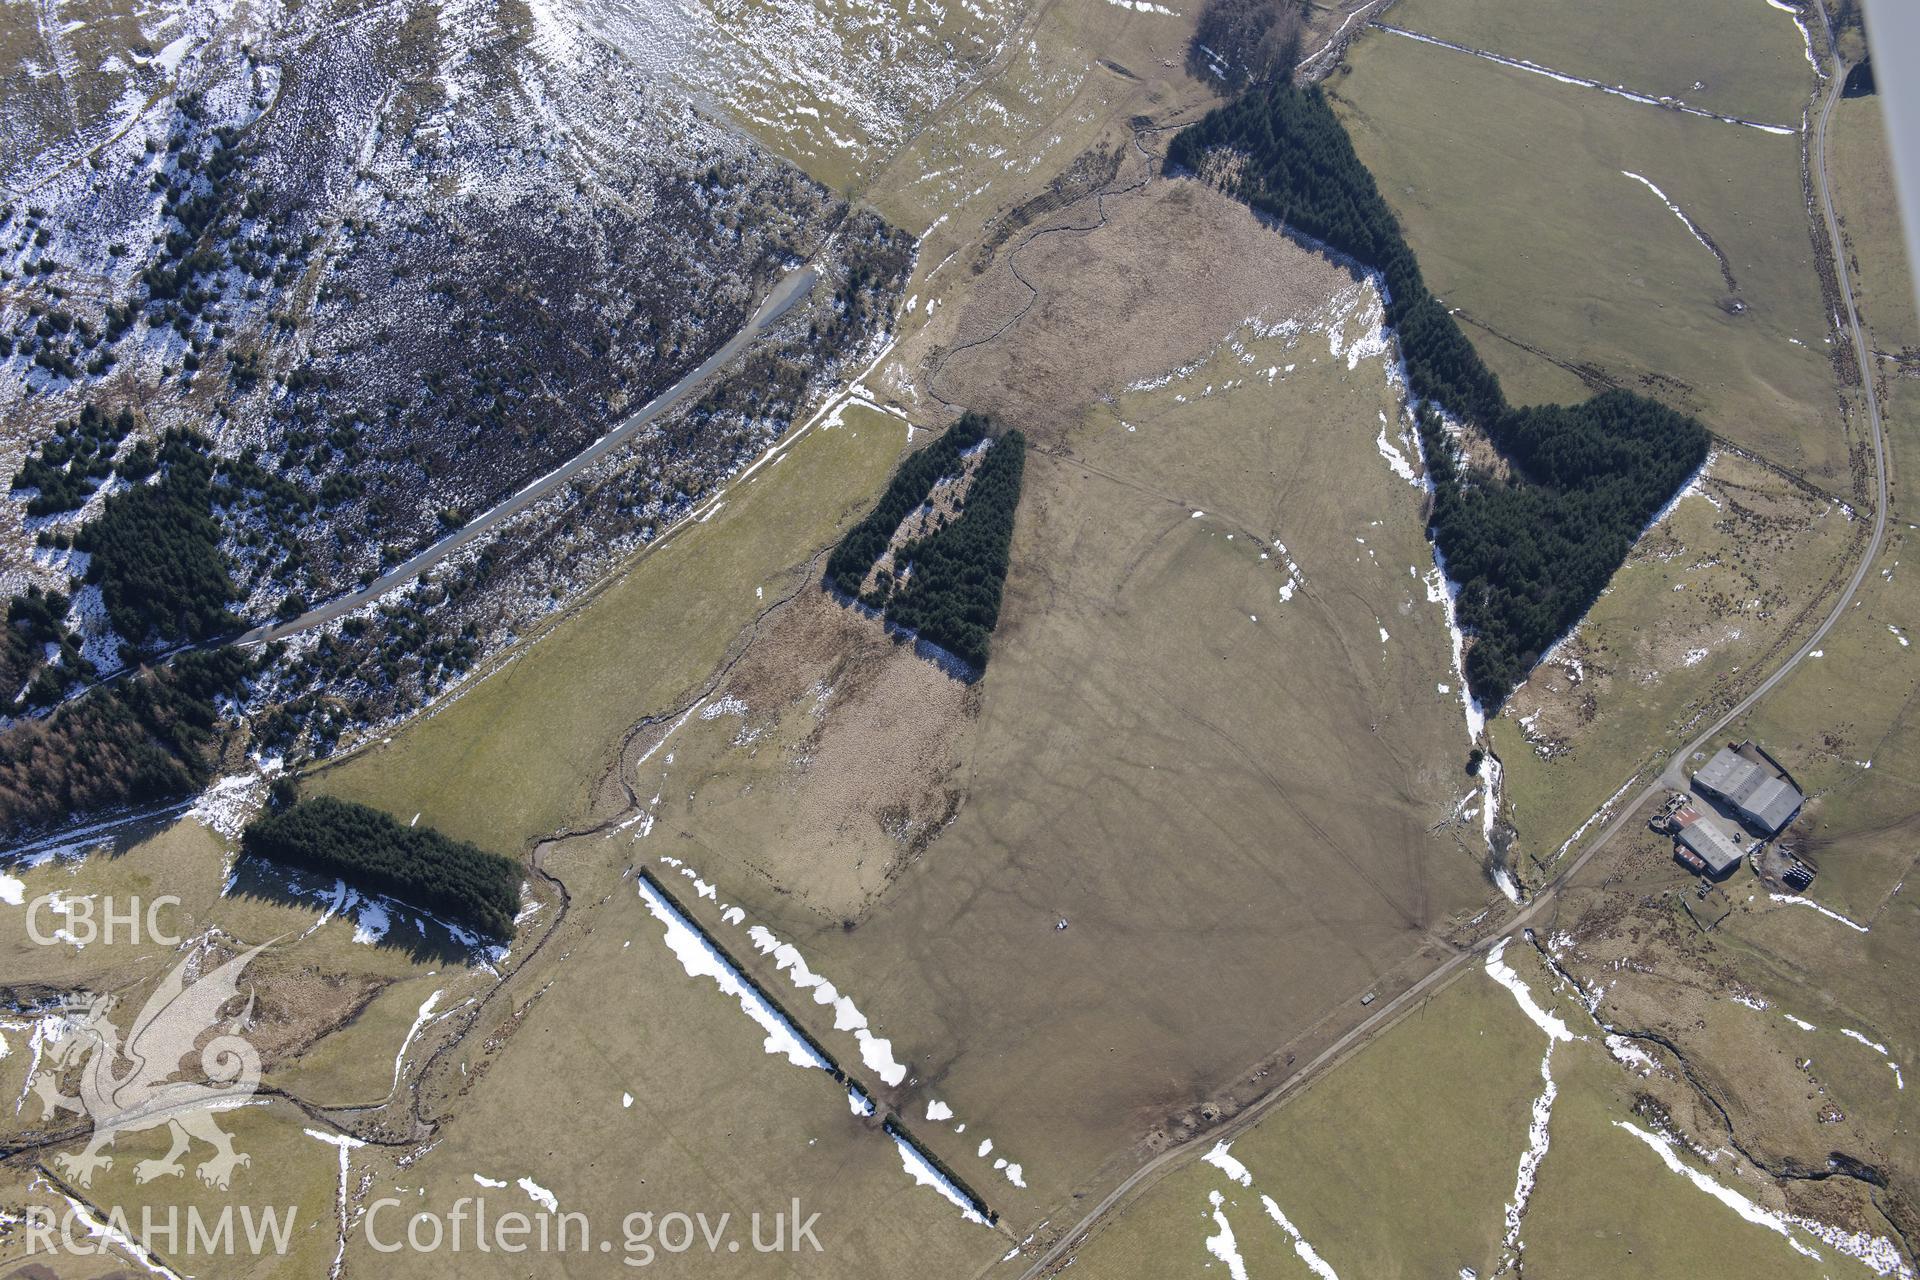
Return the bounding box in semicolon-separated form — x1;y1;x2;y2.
30;942;266;1190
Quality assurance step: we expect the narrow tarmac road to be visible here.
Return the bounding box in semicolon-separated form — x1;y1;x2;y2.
238;266;818;645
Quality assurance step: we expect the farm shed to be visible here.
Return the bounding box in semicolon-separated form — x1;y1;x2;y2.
1675;810;1747;878
1694;743;1803;835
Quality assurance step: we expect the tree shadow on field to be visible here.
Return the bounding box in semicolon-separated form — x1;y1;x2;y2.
222;858;486;966
1;807;183;876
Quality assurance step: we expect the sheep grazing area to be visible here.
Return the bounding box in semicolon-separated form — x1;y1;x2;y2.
315;148;1507;1271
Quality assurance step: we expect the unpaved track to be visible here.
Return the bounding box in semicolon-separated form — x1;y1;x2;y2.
1011;52;1888;1280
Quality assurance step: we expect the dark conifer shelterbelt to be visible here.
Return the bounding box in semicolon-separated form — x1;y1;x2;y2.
883;429;1026;670
824;413;992;600
242;795;523;940
1168;84;1709;704
826;414;1027;671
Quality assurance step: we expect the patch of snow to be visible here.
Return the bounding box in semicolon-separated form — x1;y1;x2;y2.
1421;554;1485;740
51;1191;188;1280
390;990;443;1096
1203;1141;1252;1186
1486;938;1574;1042
152;34;195;74
1620;171;1718;258
1501;1045;1559;1265
188;763;281;841
304;1127;366;1280
1204;1190;1250;1280
700;694;749;720
1376;26;1800;135
891;1130;988;1225
1614;1121;1823;1262
1765;0;1823;74
353;901;393;946
636;878;831;1072
1841;1028;1890;1056
1480;753;1504;856
1606;1034;1660;1076
1550;776;1639;863
1259;1195;1342;1280
1769;893;1869;933
744;924;907;1086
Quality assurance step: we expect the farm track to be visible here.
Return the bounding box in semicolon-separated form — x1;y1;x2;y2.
1013;44;1889;1280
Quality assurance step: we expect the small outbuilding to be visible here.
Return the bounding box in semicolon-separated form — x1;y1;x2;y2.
1673;806;1747;879
1694;743;1803;835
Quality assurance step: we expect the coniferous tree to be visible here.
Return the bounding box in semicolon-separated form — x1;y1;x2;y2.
1168;87;1709;705
242;796;522;939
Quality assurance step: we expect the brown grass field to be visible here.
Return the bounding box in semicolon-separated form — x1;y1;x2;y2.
553;165;1500;1246
279;147;1510;1274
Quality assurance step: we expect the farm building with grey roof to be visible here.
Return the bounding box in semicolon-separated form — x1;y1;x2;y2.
1694;744;1803;835
1675;810;1748;878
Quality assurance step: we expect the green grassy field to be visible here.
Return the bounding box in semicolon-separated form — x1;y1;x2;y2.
0;818;499;1114
1330;26;1845;490
1492;450;1857;871
1455;313;1600;407
1066;969;1546;1279
1724;529;1920;922
1520;1042;1838;1280
866;0;1195;236
313;404;909;853
647;0;1027;194
0;1101;348;1279
1712;76;1920;922
1827;96;1919;361
0;813;510;1279
1387;0;1818;125
1074;930;1889;1279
